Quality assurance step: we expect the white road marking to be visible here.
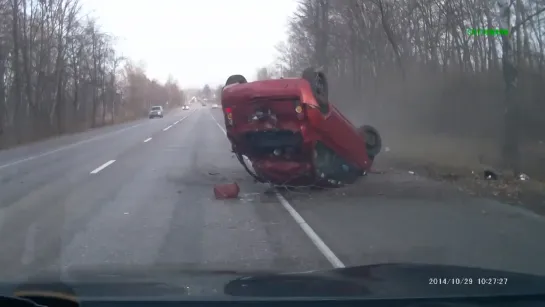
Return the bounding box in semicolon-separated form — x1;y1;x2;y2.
209;111;227;134
90;160;116;174
208;113;256;169
21;223;37;265
208;111;344;268
0;110;195;171
163;110;195;130
0;123;142;171
275;193;345;268
144;138;152;143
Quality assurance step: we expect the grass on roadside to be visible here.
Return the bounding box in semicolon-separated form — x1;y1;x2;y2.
377;133;545;215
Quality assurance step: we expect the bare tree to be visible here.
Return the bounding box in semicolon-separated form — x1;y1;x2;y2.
273;0;545;179
201;84;212;100
0;0;185;148
256;67;271;80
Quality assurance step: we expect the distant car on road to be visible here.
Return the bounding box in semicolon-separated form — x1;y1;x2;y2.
182;105;190;110
211;104;219;109
149;106;164;118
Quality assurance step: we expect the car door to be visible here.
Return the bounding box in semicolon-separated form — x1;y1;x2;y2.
313;105;370;169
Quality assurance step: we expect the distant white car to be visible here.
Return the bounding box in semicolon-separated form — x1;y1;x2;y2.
182;105;190;110
149;106;164;118
211;104;219;109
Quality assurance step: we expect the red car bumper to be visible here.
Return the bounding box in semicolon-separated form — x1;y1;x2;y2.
229;126;366;187
252;159;313;186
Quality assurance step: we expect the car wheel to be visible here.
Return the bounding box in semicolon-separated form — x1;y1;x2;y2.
225;74;247;87
302;67;329;114
357;125;382;160
234;152;266;183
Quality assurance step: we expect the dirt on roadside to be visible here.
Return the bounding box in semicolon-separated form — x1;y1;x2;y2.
376;152;545;217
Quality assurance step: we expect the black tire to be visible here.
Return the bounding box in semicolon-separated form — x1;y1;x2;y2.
225;74;248;87
357;125;382;160
235;152;266;183
302;67;329;113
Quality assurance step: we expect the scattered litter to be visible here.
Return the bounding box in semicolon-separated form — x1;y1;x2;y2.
124;212;129;215
243;193;260;197
385;146;391;152
484;170;498;180
208;172;220;176
408;171;415;175
240;193;260;202
518;173;530;181
214;182;240;199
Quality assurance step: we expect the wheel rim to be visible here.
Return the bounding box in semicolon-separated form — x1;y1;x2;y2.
365;131;376;147
314;73;325;97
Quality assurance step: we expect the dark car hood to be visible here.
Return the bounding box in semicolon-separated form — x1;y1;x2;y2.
6;263;545;299
225;263;545;298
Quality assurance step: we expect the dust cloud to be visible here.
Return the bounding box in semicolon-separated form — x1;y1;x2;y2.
330;64;545;181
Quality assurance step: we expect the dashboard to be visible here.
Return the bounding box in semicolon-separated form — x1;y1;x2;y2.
5;293;545;307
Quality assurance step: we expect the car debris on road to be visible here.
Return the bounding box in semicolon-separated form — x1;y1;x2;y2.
214;182;240;199
518;173;530;181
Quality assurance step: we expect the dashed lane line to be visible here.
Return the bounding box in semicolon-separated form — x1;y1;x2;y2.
0;110;197;172
0;123;143;171
90;160;116;174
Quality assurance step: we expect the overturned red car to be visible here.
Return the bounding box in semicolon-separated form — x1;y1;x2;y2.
220;68;381;188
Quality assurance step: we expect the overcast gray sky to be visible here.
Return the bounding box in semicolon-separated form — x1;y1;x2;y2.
81;0;298;89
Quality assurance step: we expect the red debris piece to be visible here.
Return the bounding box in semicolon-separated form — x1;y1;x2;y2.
214;182;240;199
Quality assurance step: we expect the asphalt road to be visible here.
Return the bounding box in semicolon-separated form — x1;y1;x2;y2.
1;104;545;283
